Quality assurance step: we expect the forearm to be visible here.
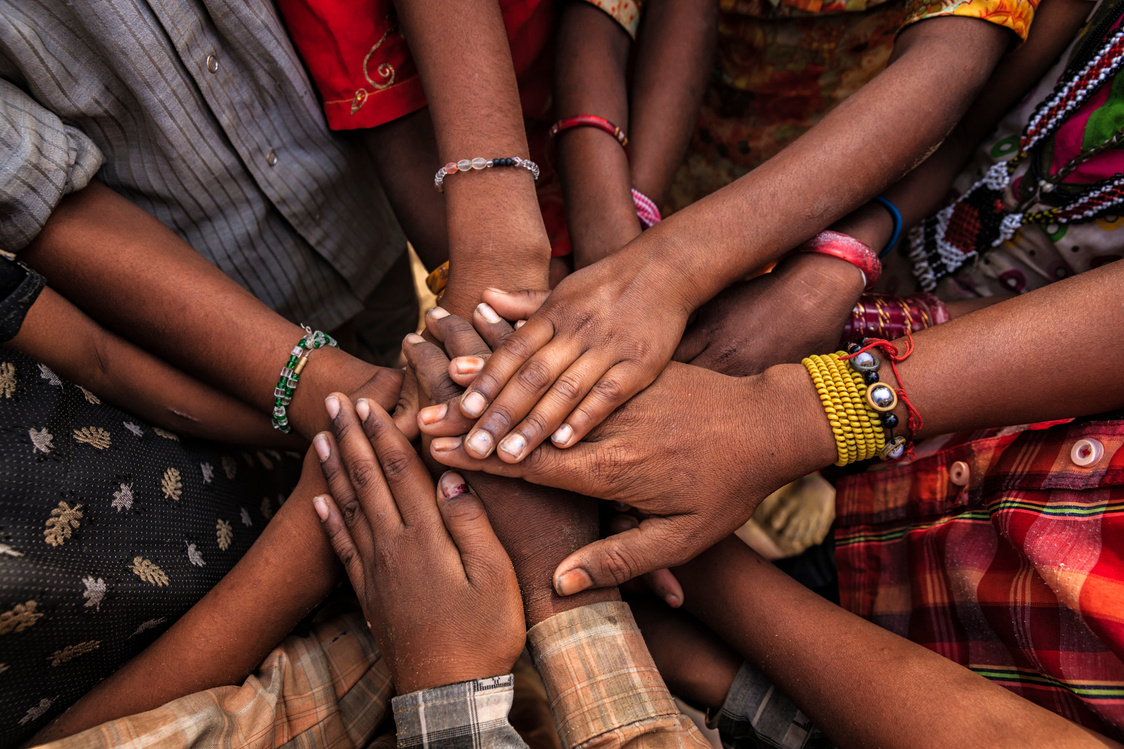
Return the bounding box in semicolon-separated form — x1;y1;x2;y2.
834;0;1094;250
471;473;620;626
628;17;1009;312
21;181;380;440
9;285;300;447
628;0;717;207
34;450;341;743
396;0;550;309
676;538;1118;748
555;2;640;269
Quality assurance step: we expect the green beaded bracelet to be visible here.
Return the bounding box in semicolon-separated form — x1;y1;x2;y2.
272;328;337;433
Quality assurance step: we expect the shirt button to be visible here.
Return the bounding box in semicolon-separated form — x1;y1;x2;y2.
266;149;278;167
206;54;219;74
949;460;970;486
1070;438;1104;467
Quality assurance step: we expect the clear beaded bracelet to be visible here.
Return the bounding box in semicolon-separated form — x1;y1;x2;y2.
272;327;338;433
434;156;540;192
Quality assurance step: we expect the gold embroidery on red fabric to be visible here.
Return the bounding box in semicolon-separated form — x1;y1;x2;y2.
352;19;400;114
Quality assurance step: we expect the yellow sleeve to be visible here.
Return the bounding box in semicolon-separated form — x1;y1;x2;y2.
903;0;1040;41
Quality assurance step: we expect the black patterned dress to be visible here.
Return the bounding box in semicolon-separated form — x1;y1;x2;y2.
0;259;301;746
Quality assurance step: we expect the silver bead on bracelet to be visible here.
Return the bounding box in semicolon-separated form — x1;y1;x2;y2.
433;156;540;192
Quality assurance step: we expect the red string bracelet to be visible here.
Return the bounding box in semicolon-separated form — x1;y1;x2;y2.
549;114;629;150
841;330;922;459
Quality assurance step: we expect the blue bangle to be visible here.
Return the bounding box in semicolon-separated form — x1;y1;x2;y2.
873;195;902;258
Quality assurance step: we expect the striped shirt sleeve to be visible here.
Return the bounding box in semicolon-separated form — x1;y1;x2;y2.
0;78;104;251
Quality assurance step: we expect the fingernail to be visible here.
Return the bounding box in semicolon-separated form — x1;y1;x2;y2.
438;471;469;499
355;398;371;422
431;436;462;452
419;403;447;425
461;391;487;417
476;302;502;324
325;395;340;419
429;306;450;319
453;356;484;375
515;319;526;329
313;433;331;461
551;424;573;447
312;495;330;521
466;430;494;458
484;287;508;295
612;501;629;511
555;568;592;596
404;333;425;344
665;594;681;608
498;433;527;460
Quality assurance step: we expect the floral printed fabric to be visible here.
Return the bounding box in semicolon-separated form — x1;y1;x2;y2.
0;352;300;747
663;0;1040;211
584;0;645;38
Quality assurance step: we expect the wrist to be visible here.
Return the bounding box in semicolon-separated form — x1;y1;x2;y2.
776;246;866;301
742;363;839;477
286;348;374;440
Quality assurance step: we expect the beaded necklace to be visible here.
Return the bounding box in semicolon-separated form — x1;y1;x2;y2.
909;1;1124;290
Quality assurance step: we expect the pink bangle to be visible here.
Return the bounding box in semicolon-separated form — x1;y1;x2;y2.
796;230;881;290
632;188;662;229
549;115;629;150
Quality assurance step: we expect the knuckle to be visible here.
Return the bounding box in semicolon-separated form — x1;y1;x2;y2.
481;404;514;433
501;333;537;361
519;411;550;439
591;376;625;405
469;372;502;399
515;359;552;393
338;498;363;526
552;372;584;402
347;460;381;491
600;545;637;585
378;451;415;482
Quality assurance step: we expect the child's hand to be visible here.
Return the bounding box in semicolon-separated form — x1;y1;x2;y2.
312;396;525;694
452;254;692;463
674;252;865;376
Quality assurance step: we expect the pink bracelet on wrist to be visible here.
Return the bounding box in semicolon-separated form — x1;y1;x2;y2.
549;114;629;150
796;230;881;290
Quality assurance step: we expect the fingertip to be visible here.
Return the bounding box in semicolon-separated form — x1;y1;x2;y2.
403;332;425;345
312;494;331;521
355;398;371;422
313;433;331;462
418;403;447;426
475;302;502;325
437;471;469;500
431;436;463;453
554;568;592;597
325;394;341;419
551;424;574;447
428;306;450;319
460;391;487;418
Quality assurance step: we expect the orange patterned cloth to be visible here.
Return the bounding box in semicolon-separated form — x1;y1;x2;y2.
660;0;1040;210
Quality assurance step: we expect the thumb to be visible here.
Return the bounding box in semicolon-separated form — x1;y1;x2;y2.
552;516;693;595
482;287;550;321
673;326;708;364
434;471;509;578
391;367;421;442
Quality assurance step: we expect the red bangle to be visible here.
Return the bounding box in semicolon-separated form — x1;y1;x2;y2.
549;115;629;150
796;230;881;290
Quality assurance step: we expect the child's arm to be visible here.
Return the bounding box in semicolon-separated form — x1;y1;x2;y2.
553;0;716;269
671;536;1121;748
834;0;1095;250
627;0;716;210
21;181;400;443
554;1;639;269
7;283;302;448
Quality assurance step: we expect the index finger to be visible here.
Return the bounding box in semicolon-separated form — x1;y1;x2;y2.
356;397;443;528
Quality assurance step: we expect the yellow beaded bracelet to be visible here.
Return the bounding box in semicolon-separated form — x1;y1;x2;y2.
802;351;886;466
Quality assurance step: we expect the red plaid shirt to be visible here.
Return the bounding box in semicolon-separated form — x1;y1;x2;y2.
835;414;1124;740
